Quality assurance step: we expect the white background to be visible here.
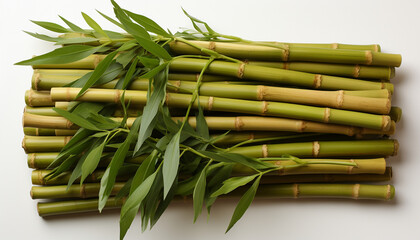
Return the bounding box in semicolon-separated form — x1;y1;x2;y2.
0;0;419;239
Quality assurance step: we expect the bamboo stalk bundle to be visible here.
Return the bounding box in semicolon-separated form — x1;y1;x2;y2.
16;2;402;237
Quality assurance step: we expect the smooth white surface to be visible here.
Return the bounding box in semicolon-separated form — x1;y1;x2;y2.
0;0;419;239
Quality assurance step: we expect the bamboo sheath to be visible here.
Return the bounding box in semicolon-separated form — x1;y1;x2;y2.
30;77;391;114
36;184;395;217
168;41;401;67
31;167;392;186
247;61;395;80
22;113;396;138
49;88;391;130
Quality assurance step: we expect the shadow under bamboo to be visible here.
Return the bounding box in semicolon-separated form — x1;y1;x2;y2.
36;183;395;217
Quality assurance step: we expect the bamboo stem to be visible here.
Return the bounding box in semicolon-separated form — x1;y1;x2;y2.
247;61;394;80
36;183;395;217
390;107;402;123
168;58;395;92
229;139;398;158
50;88;391;130
25;90;54;107
31;167;392;185
22;135;71;153
22;113;395;138
169;41;401;67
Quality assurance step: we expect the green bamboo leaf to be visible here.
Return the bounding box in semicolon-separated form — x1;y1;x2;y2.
31;20;70;33
115;47;138;68
76;51;119;98
23;31;60;42
71;102;105;118
98;119;138;212
130;151;158;194
53;107;101;131
116;41;138;51
139;168;164;231
181;8;216;35
150;174;176;229
122;57;139;89
87;113;120;130
81;137;107;183
115;178;133;200
211;174;258;198
162;131;181;198
59;15;86;32
198;151;275;171
97;10;124;29
120;170;157;240
196;103;209;139
193;166;207;222
91;132;109;138
134;67;168;154
138;61;169;80
66;153;87;189
44;155;78;180
81;12;109;39
132;34;172;60
226;175;261;233
55;37;98;45
138;56;159;69
124;10;171;37
15;45;103;65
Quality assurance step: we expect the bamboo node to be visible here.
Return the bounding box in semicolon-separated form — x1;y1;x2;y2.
331;43;339;49
208;41;216;50
374;44;379;52
282;45;290;61
348;159;356;174
35;128;39;136
249;133;255;140
235;117;244;131
381;116;391;131
323;108;331;123
33;72;41;91
93;55;101;68
207;96;214;111
27;90;33;107
66;120;74;129
336;91;344;108
38;170;44;185
66;88;71;101
386;185;392;200
173;80;181;92
64;136;72;145
262;144;268;158
261;101;268;115
29;153;36;168
256;85;266;101
312;141;320;157
237;62;246;79
22;136;27;152
365;51;373;65
115;89;122;103
298;121;307;132
293;184;300;198
283;62;290;70
313;75;322;89
353;65;361;78
165;93;170;105
80;184;86;198
352;184;360;199
393;140;399;156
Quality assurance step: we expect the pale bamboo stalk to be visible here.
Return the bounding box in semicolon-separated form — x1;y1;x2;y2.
50;88;391;130
22;113;395;138
36;184;395;217
169;41;401;67
32;55;106;69
22;135;71;153
31;167;393;185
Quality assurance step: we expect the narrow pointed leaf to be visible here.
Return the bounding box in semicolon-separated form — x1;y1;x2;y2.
124;10;171;37
55;37;98;45
226;175;261;232
23;31;60;42
196;103;209;139
193;167;207;222
115;47;138;67
211;174;258;198
162;131;181;198
81;137;107;183
76;51;119;98
59;15;86;32
31;20;70;33
82;12;109;38
123;57;139;89
120;170;157;240
97;10;124;29
53;107;101;131
15;45;103;65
